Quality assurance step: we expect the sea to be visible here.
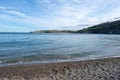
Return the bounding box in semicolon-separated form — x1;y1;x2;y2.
0;33;120;66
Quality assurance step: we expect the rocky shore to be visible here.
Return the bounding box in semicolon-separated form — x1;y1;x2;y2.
0;57;120;80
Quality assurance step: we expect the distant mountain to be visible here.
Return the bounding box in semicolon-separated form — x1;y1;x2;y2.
76;20;120;34
31;20;120;34
30;30;75;33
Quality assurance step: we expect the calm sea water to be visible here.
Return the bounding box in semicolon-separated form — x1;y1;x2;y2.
0;33;120;65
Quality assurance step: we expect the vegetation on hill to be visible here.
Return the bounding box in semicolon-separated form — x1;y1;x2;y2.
30;30;75;33
76;20;120;34
31;20;120;34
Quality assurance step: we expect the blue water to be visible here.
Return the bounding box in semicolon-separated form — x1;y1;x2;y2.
0;33;120;65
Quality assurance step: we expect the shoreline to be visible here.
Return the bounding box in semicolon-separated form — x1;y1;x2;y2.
0;57;120;80
0;56;119;67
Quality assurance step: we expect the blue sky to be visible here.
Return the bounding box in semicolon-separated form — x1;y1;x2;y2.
0;0;120;32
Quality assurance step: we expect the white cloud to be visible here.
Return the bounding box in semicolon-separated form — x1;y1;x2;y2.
0;6;27;18
0;1;108;30
0;6;5;9
1;0;120;31
4;10;27;17
99;6;120;22
49;0;103;27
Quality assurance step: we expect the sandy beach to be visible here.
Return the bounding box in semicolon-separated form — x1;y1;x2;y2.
0;57;120;80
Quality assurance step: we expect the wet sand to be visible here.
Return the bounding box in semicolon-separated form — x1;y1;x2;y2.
0;57;120;80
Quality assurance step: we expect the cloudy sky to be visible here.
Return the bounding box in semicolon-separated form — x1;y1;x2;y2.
0;0;120;32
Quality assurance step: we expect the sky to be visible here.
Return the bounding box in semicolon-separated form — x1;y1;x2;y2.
0;0;120;32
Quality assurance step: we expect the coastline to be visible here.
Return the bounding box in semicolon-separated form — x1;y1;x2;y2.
0;57;120;80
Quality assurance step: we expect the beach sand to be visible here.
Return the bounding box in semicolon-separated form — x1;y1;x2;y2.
0;57;120;80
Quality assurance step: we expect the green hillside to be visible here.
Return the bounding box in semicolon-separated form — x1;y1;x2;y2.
31;20;120;34
30;30;75;33
76;20;120;34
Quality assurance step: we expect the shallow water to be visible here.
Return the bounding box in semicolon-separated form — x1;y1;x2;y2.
0;33;120;65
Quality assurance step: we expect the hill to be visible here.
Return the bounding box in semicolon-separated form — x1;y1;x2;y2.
30;30;75;33
76;20;120;34
31;20;120;34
